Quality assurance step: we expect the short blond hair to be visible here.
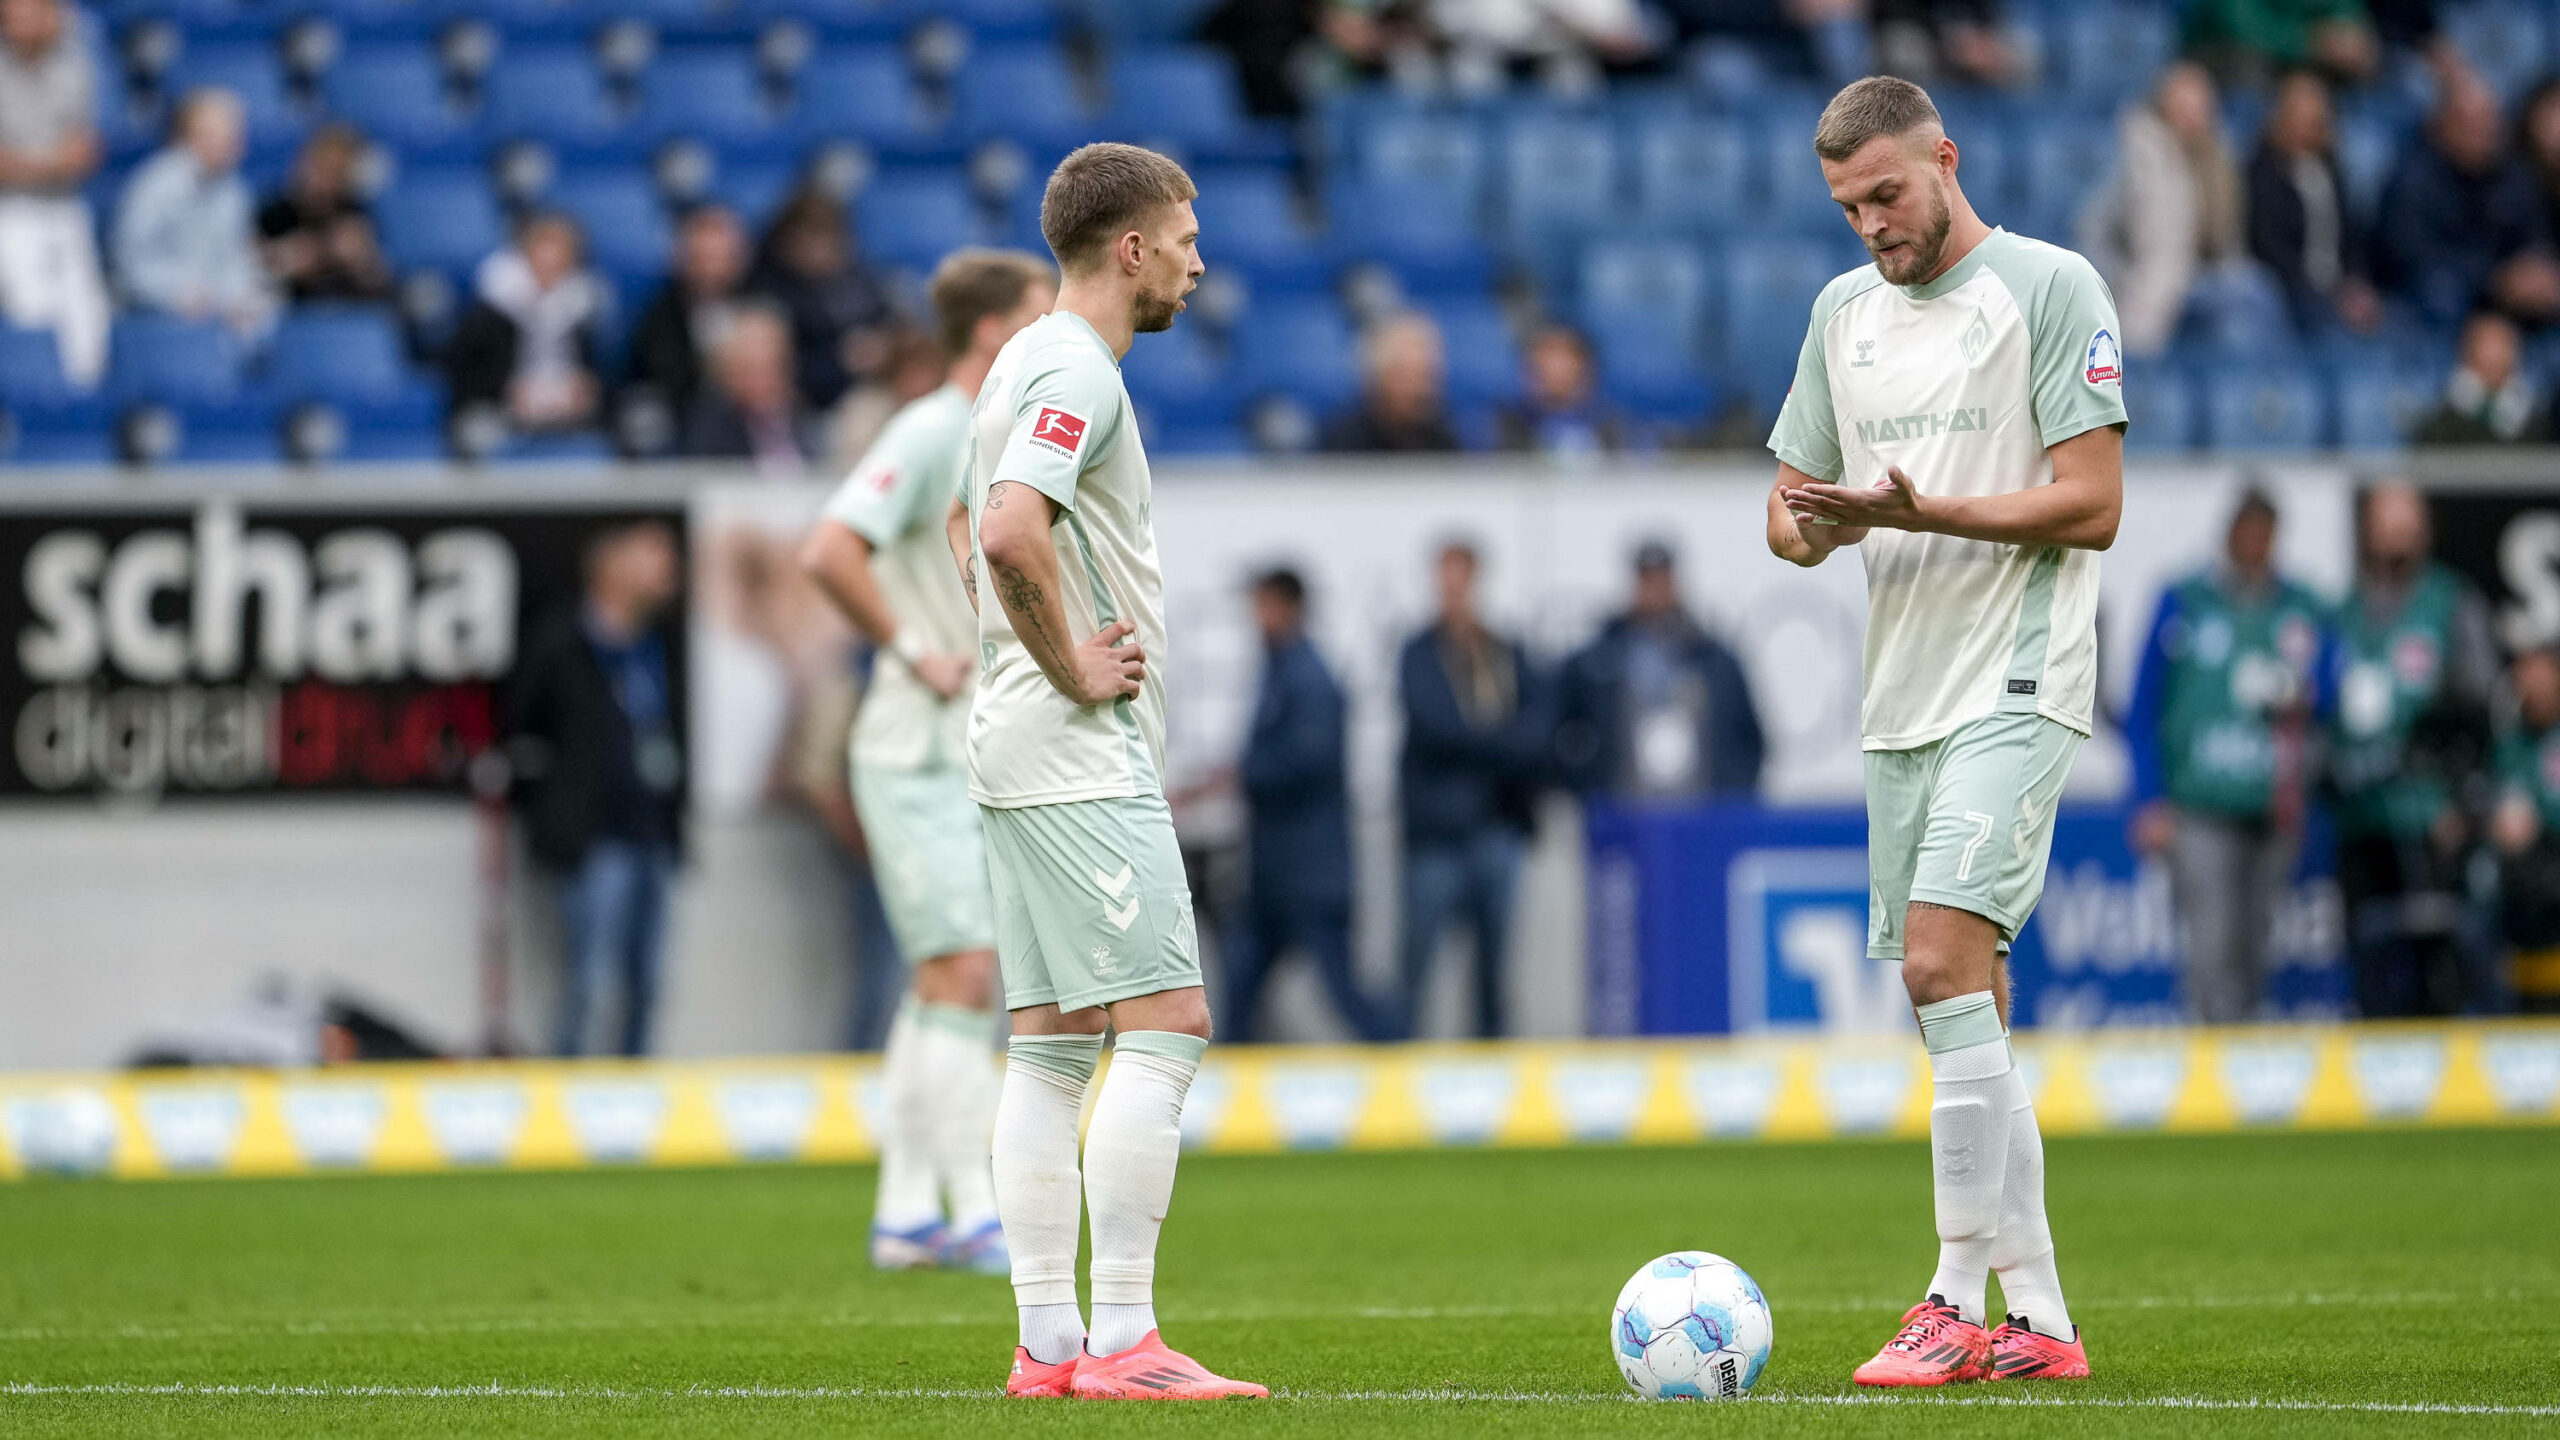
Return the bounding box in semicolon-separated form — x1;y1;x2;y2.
927;248;1055;356
1813;75;1942;162
1038;142;1197;272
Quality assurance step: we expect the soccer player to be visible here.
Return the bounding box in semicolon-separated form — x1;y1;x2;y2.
801;248;1058;1274
965;143;1265;1401
1764;76;2125;1386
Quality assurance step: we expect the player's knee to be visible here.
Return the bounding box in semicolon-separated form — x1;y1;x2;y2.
912;949;998;1009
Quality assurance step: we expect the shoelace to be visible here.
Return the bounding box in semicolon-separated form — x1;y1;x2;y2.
1886;1305;1958;1354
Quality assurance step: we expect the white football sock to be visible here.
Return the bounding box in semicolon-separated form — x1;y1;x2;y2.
911;1002;1002;1232
1917;992;2012;1327
1990;1060;2074;1338
993;1032;1102;1364
872;1002;941;1233
1083;1030;1206;1356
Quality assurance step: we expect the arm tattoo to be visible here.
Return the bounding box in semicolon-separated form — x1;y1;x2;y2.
962;554;977;605
986;481;1016;510
994;562;1063;666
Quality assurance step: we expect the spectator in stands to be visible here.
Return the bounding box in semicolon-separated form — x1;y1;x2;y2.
256;124;392;305
1554;540;1764;803
2247;70;2382;335
0;0;108;388
2491;645;2560;1012
1870;0;2031;89
2185;0;2380;87
445;211;608;437
2376;66;2560;328
755;188;893;413
2518;78;2560;257
2326;482;2507;1018
626;204;755;427
2127;489;2331;1025
1397;538;1551;1038
508;519;686;1058
2416;310;2547;444
1497;323;1639;455
1426;0;1659;88
113;87;274;340
827;325;945;470
2081;61;2248;357
1224;567;1393;1043
1197;0;1404;116
1324;310;1461;453
681;303;813;472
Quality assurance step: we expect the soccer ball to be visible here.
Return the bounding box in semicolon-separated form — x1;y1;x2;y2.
1610;1251;1772;1400
12;1087;121;1177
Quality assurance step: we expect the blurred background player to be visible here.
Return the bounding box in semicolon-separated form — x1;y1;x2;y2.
801;247;1057;1273
967;144;1261;1402
1769;76;2125;1388
2127;488;2331;1024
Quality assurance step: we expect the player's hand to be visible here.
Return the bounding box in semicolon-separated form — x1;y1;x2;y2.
1067;620;1145;705
911;650;973;700
1786;466;1929;532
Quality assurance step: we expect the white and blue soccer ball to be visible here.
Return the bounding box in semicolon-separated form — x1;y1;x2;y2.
1610;1251;1772;1400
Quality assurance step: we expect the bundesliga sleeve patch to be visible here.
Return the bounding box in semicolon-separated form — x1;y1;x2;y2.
2083;327;2122;385
1028;405;1089;458
855;459;899;495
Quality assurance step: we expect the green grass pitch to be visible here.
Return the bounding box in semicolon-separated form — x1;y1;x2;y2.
2;1129;2555;1437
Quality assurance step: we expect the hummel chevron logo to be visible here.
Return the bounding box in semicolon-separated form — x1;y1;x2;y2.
1094;863;1133;898
1105;895;1141;932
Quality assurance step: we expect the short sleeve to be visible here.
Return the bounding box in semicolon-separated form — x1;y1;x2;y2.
1767;296;1843;482
2026;257;2132;449
819;444;921;548
992;355;1122;512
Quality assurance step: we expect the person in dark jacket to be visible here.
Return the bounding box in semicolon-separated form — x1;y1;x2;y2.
1223;568;1392;1042
754;188;894;411
509;519;685;1056
444;211;609;439
2245;69;2381;335
255;123;393;304
1397;539;1551;1038
2416;309;2549;445
2374;66;2560;327
624;203;755;426
1555;540;1765;802
1323;311;1462;454
681;303;816;471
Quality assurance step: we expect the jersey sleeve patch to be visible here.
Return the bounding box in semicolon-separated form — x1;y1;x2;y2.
857;458;900;494
2083;326;2122;386
1028;405;1089;458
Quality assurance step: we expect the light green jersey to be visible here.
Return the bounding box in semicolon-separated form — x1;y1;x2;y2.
820;384;978;771
963;311;1168;808
1769;229;2129;751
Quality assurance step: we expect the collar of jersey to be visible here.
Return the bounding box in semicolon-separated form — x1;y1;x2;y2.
1896;227;2007;302
1051;310;1121;368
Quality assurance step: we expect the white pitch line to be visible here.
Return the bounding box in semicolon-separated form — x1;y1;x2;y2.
2;1381;2556;1418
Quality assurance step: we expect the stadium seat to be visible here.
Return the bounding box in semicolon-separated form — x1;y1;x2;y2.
107;315;255;411
2330;365;2435;450
482;44;627;147
737;0;911;38
1758;116;1848;233
1630;114;1753;233
1120;322;1236;428
942;0;1064;41
2016;118;2116;241
1498;113;1620;283
795;46;943;153
2123;359;2195;450
1426;298;1518;408
376;167;506;274
641;48;782;145
0;326;107;430
1355;110;1489;214
324;43;471;154
1189;166;1330;290
1597;329;1716;427
2176;266;2298;360
310;0;444;36
166;42;305;148
546;169;673;280
2333;109;2401;223
953;45;1091;148
1328;176;1495;299
712;160;799;226
854;168;985;270
2201;364;2326;449
269;307;441;423
1233;298;1358;411
1081;0;1219;42
2050;2;2177;102
1104;46;1247;158
1722;235;1861;416
456;0;594;41
2440;0;2548;100
1579;237;1713;362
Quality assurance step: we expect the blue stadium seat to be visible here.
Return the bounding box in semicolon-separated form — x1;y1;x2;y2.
1356;110;1489;213
1328;176;1494;299
2123;358;2194;451
1081;0;1220;42
107;315;253;410
712;161;799;226
269;306;440;423
2016;118;2116;240
2330;364;2434;450
736;0;907;37
482;44;626;147
1723;235;1861;416
2177;265;2298;360
1234;298;1358;410
2051;2;2177;102
1121;322;1236;427
325;44;470;153
854;169;985;270
1758;116;1847;233
1578;237;1713;362
546;169;673;280
642;48;782;144
166;42;305;148
1426;298;1518;408
2199;364;2326;449
1498;113;1620;281
796;47;942;153
0;326;107;429
953;45;1090;148
1597;329;1715;426
457;0;594;40
1105;46;1247;158
311;0;442;37
2440;0;2548;100
943;0;1064;41
2334;110;2401;223
376;167;505;274
1630;115;1752;233
1190;167;1329;289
